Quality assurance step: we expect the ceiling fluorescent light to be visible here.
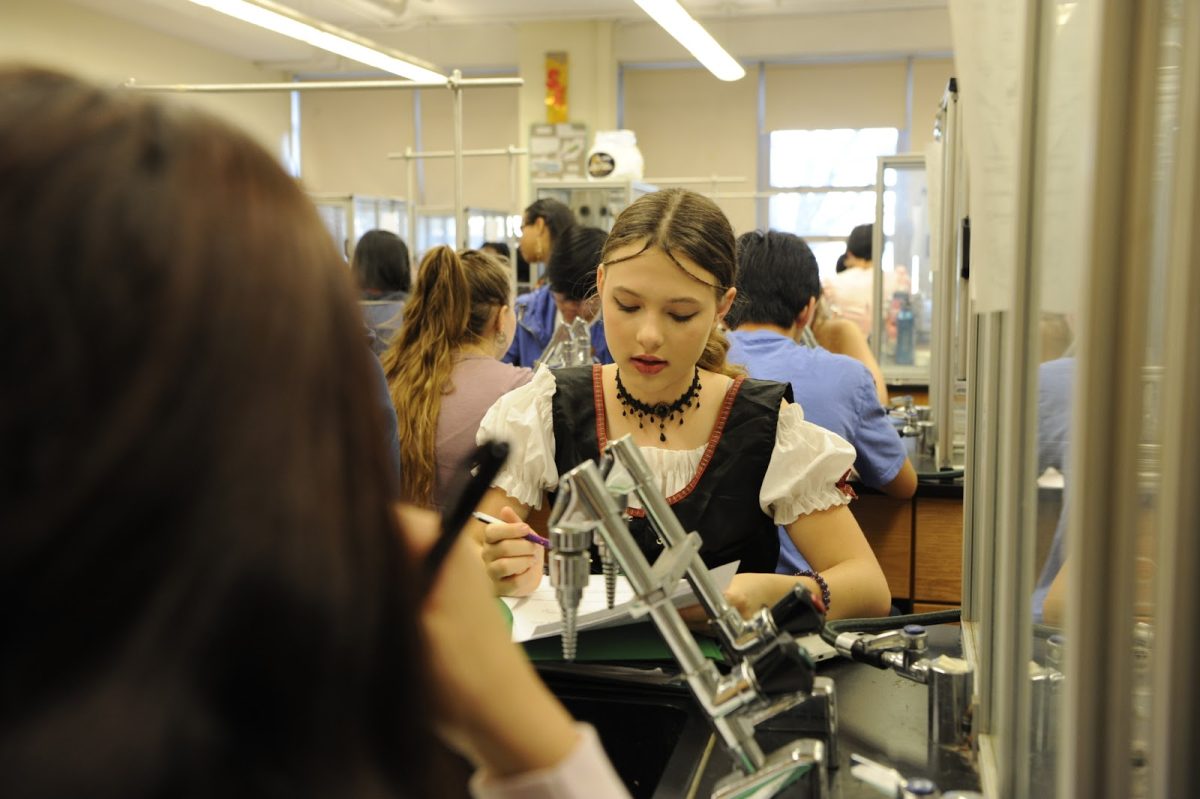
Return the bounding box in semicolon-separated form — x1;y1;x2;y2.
632;0;745;81
187;0;444;82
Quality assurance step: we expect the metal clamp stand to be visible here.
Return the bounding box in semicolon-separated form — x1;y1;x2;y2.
548;435;832;799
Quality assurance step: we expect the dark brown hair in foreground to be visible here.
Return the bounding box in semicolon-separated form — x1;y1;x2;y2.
0;67;438;797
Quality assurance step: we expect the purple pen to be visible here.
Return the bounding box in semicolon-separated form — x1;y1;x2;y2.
471;511;552;549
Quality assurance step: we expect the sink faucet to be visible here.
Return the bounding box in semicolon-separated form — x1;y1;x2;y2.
889;396;920;437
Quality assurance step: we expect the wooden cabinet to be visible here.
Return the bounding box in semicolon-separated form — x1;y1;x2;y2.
851;495;912;601
850;488;965;608
914;497;964;604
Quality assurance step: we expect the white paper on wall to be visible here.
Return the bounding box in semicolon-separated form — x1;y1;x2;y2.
1034;1;1095;319
948;0;1032;313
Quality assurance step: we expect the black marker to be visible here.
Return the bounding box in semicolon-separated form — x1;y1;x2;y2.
422;439;509;592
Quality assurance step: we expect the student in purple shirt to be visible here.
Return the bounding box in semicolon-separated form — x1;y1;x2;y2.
726;230;917;573
383;247;533;509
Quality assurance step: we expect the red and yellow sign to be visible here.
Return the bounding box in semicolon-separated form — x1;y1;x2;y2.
545;51;568;123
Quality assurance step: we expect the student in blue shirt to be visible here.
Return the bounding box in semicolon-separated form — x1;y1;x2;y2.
505;198;575;366
725;230;917;573
1032;356;1074;625
505;217;613;367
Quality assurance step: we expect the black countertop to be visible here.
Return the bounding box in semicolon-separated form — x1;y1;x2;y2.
851;475;965;501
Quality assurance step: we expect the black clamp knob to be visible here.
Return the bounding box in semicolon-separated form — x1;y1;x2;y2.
769;582;826;637
748;633;815;697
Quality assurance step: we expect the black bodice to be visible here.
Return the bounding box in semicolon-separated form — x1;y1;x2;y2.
550;365;792;574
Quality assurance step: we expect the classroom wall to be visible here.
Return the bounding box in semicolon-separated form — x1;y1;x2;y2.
371;8;953;72
419;83;522;210
3;2;955;238
766;61;909;130
911;58;957;139
616;8;952;63
624;57;954;234
368;9;953;220
623;67;759;234
299;89;414;199
766;58;954;139
298;80;519;211
297;54;953;236
1;0;290;156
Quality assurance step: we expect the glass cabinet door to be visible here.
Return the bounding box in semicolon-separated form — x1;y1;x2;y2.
416;212;455;255
312;199;350;260
465;209;509;249
873;155;933;385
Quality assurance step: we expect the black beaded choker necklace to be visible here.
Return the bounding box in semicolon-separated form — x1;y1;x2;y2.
615;366;702;443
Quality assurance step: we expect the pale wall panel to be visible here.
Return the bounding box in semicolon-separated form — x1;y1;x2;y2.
615;8;953;63
300;90;413;198
911;59;956;143
624;67;758;234
419;85;521;211
765;61;908;131
2;0;288;154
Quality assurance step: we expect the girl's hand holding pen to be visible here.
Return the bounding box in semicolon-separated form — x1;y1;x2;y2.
477;506;546;597
472;511;551;548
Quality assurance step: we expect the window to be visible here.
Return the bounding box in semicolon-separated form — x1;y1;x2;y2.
767;127;899;278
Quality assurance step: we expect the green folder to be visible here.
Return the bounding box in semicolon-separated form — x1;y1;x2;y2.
521;619;727;663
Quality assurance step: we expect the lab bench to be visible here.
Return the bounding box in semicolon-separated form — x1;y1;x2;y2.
536;624;980;798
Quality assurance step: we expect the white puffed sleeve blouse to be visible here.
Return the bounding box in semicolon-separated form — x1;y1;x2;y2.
477;366;856;524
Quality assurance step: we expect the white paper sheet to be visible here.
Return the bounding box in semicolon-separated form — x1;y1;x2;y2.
503;561;740;643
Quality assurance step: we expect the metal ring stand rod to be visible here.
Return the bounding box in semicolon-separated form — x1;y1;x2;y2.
643;175;746;183
390;146;528;159
121;77;522;93
124;73;524;253
644;175;748;198
453;71;464;248
679;189;879;200
392;145;527;260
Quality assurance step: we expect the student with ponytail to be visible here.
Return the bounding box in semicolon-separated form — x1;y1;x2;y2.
471;189;892;622
383;246;531;508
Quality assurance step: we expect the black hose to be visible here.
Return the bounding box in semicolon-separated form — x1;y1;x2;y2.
819;608;962;647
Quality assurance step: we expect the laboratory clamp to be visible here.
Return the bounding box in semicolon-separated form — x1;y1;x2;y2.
544;435;979;799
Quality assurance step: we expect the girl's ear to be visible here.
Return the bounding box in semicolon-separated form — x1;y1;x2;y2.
717;286;736;319
595;264;606;295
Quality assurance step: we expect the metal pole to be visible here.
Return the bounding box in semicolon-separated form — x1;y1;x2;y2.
405;146;417;265
871;158;886;367
451;70;466;249
387;147;528;160
935;86;959;470
509;145;521;286
122;77;522;93
641;175;747;184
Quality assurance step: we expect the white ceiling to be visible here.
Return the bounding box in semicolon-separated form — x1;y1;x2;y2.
69;0;947;74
